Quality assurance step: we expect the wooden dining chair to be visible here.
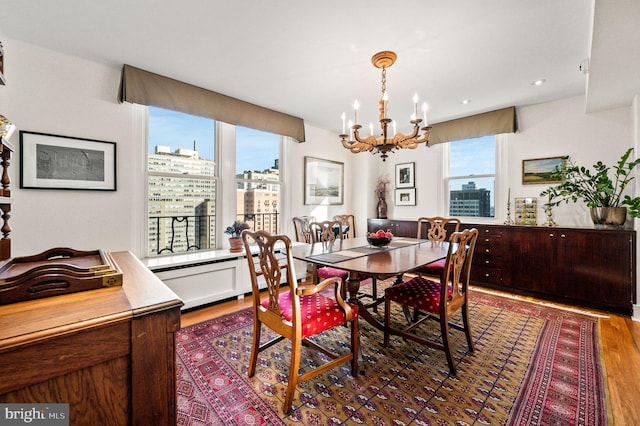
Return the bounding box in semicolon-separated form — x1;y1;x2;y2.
310;220;382;311
384;228;478;375
242;229;359;414
309;220;349;290
292;215;315;243
332;214;356;239
414;216;461;277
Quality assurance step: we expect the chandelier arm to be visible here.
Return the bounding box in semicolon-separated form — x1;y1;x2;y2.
341;131;374;153
399;126;432;149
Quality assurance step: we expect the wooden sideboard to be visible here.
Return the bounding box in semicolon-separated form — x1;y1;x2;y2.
0;251;183;425
368;218;636;315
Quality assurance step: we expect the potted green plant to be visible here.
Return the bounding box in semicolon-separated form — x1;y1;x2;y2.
225;220;250;252
540;148;640;226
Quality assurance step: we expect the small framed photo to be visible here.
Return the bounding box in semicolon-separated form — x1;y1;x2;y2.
395;188;416;206
20;131;117;191
522;156;567;185
395;162;415;188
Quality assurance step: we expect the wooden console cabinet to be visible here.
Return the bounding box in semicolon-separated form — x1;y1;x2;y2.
368;218;636;315
0;251;183;425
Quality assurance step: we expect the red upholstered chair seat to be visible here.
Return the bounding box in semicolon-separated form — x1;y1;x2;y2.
384;276;453;314
415;258;446;276
316;266;349;282
262;291;359;338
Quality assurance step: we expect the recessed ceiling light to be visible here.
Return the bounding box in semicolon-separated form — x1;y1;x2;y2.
532;79;546;86
461;99;471;104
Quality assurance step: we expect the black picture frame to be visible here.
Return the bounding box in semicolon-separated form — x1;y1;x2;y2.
20;131;117;191
395;162;415;188
395;188;416;206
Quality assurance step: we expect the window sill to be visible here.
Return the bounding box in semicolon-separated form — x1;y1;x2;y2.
143;249;247;272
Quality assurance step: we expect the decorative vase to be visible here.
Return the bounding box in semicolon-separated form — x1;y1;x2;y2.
590;207;627;227
228;237;243;253
377;197;388;219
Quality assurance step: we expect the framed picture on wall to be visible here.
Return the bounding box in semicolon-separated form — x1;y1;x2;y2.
304;156;344;205
522;156;567;185
395;162;415;188
20;131;117;191
395;188;416;206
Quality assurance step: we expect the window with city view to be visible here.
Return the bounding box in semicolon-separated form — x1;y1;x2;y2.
147;107;216;256
147;108;282;257
448;135;496;217
235;127;281;236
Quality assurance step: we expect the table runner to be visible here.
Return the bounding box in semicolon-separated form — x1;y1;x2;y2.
306;239;423;264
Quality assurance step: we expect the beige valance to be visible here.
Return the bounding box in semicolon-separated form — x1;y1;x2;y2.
119;65;306;142
428;106;517;145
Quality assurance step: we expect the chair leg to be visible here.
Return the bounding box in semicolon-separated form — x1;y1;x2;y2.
248;320;261;378
440;317;456;375
351;318;360;376
371;277;378;312
383;298;391;347
462;304;474;352
284;338;302;414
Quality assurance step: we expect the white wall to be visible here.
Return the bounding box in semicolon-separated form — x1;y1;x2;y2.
2;39;144;257
1;38;637;318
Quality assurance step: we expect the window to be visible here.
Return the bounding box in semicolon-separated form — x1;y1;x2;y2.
235;127;281;234
147;107;216;256
447;135;496;218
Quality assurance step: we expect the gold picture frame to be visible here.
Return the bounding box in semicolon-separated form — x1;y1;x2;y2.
522;156;567;185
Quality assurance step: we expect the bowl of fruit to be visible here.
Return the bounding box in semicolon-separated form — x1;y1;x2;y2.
367;229;394;247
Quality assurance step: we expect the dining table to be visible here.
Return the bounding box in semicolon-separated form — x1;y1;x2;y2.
291;236;449;331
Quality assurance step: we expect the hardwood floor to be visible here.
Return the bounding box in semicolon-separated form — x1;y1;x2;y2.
181;289;640;425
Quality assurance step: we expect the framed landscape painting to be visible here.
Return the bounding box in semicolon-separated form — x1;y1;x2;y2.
522;156;567;185
304;156;344;205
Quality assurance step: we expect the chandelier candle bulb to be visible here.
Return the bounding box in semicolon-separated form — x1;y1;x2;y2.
341;112;346;134
354;100;360;124
370;123;374;136
422;103;429;125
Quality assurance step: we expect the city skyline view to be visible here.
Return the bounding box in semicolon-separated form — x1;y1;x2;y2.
148;106;279;173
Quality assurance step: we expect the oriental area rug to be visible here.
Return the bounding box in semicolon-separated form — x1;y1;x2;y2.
175;285;609;425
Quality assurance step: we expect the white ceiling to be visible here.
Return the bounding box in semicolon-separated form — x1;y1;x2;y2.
0;0;638;135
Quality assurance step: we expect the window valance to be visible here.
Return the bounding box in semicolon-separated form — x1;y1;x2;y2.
119;64;306;142
428;106;517;145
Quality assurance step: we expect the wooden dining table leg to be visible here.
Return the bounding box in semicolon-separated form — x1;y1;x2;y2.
347;271;385;332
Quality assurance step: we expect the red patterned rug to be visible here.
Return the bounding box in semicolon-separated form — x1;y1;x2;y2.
175;287;608;425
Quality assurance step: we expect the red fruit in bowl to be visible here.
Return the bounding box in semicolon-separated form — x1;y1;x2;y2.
376;229;385;236
370;232;378;238
384;232;392;238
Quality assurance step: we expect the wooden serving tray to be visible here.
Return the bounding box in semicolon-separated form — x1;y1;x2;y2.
0;247;123;305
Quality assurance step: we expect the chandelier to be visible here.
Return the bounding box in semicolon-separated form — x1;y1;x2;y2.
340;51;431;161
